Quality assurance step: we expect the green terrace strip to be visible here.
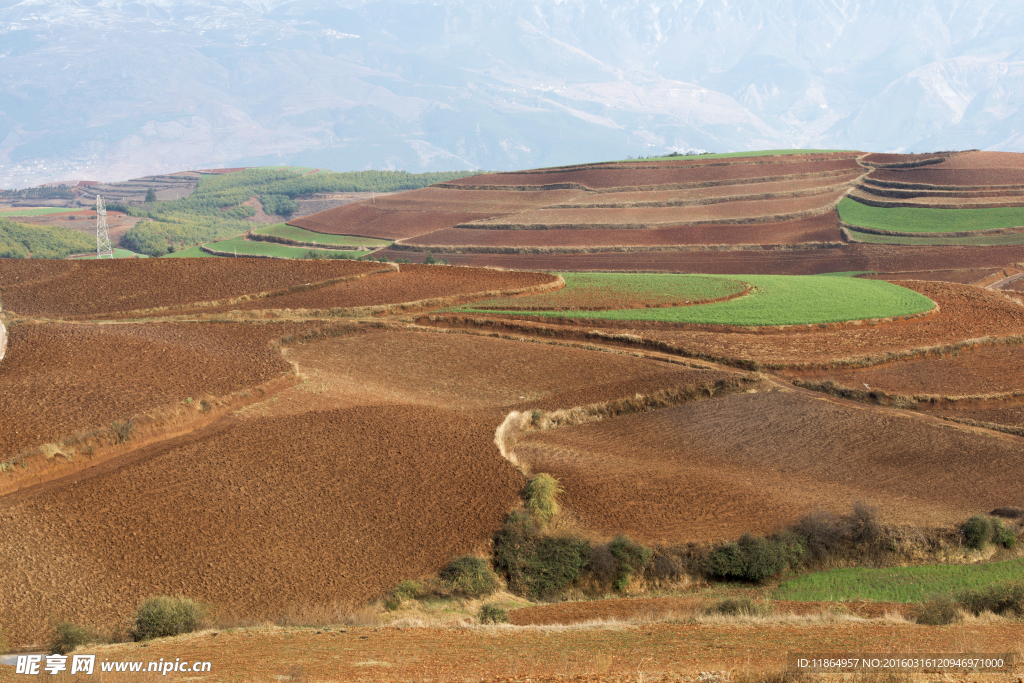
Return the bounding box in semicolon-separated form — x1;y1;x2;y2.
471;273;746;310
251;223;393;248
0;207;89;217
618;149;855;163
773;557;1024;603
845;230;1024;246
201;237;370;260
838;197;1024;233
457;274;935;326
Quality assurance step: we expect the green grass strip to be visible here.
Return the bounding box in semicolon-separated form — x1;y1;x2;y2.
252;223;392;247
72;248;150;259
0;207;89;216
839;197;1024;233
458;274;934;326
204;237;370;259
162;245;219;258
773;557;1024;603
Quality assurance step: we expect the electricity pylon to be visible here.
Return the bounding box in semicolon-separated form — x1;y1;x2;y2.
96;195;113;259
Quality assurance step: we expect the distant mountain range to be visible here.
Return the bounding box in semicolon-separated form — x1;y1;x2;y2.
2;0;1023;187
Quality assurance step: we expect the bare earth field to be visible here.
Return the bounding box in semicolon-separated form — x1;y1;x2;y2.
869;167;1024;188
287;204;497;239
859;269;1003;284
515;388;1024;543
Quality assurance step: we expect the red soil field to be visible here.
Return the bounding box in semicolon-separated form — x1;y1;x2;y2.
462;191;846;229
559;173;862;206
406;214;842;248
0;258;384;319
280;328;742;417
1004;278;1024;291
0;404;523;646
515;389;1024;543
933;404;1024;429
860;152;951;166
359;186;585;211
791;343;1024;397
287;204;495;239
42;621;1023;682
929;150;1024;170
403;243;1024;275
869;167;1024;187
0;322;298;458
179;264;559;315
443;159;861;190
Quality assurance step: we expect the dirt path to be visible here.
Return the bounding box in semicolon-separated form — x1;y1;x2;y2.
989;271;1024;290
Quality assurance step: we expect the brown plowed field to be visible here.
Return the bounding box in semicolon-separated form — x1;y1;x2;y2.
860;152;951;166
443;159;861;190
933;405;1024;429
0;258;383;319
0;322;299;458
357;186;585;211
869;167;1024;187
509;597;915;626
1004;278;1024;291
859;269;1000;284
278;328;742;416
462;191;845;229
792;343;1024;397
559;173;861;206
514;389;1024;543
402;244;1024;275
287;204;495;239
171;265;559;315
929;150;1024;169
405;214;842;248
848;188;1024;208
0;405;523;645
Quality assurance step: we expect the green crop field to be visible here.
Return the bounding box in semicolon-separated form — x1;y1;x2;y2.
0;207;88;217
251;223;392;248
457;274;935;326
839;197;1024;233
616;149;854;163
845;229;1024;246
71;248;150;259
773;558;1024;603
204;237;370;260
471;273;746;310
162;245;219;258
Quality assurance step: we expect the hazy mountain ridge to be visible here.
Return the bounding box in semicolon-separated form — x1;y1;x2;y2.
2;0;1023;187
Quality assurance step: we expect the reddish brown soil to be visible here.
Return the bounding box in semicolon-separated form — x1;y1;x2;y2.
280;328;742;416
176;265;558;315
515;389;1024;543
561;173;861;206
402;244;1024;275
0;322;298;458
363;186;585;211
406;214;842;248
859;269;1000;284
475;278;746;311
793;343;1024;397
464;191;845;228
0;258;383;319
930;151;1024;170
0;405;523;645
509;597;915;626
861;152;951;166
932;405;1024;429
287;204;495;239
444;159;862;190
35;622;1022;682
869;167;1024;187
1002;278;1024;291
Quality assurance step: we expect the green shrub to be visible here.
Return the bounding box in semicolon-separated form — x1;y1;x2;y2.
439;556;499;598
493;513;590;599
524;473;563;526
607;535;653;591
956;582;1024;617
704;534;793;582
385;580;427;610
131;595;209;641
478;604;509;624
963;515;994;550
916;594;960;625
992;518;1017;549
49;622;101;654
110;419;134;444
423;252;437;265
